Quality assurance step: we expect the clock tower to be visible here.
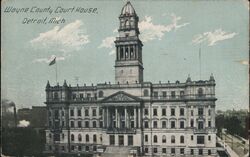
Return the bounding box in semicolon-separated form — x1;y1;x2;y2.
114;1;143;84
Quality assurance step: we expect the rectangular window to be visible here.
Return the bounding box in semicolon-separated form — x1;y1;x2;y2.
162;108;166;116
100;121;103;128
171;91;176;98
153;108;157;116
85;109;89;116
130;121;134;128
110;135;115;145
190;119;194;127
70;109;74;116
145;135;148;142
162;121;167;128
190;149;194;155
208;150;211;155
191;110;194;116
62;121;65;127
162;148;166;154
85;121;89;128
80;93;83;99
208;135;211;141
77;109;81;116
78;121;82;128
70;121;74;127
99;108;103;115
162;91;167;98
191;135;193;140
198;108;204;116
199;149;203;155
72;93;76;100
145;148;148;153
171;148;175;154
197;136;205;144
171;108;175;116
128;135;133;146
180;148;184;154
171;121;175;128
198;121;204;129
92;109;96;116
153;92;158;98
54;110;59;119
180;108;184;116
144;108;148;115
180;121;184;129
153;121;158;128
180;91;184;97
208;121;211;127
93;121;97;128
153;148;157;153
144;121;149;128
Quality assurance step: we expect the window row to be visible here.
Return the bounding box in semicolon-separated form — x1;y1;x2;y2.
70;120;103;128
143;108;212;116
144;147;212;155
143;135;211;145
48;145;98;152
70;108;102;117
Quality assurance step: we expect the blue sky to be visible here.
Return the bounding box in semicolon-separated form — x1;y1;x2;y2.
1;0;249;110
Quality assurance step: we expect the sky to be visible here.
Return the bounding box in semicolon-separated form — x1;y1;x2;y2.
1;0;249;111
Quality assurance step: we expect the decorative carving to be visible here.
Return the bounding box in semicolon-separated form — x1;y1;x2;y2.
108;93;134;102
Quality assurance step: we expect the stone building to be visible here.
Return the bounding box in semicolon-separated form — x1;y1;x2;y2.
44;1;217;157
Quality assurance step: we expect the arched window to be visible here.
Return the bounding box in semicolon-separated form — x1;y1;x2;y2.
99;91;103;98
208;109;211;116
180;135;184;143
125;19;130;27
162;135;166;143
154;135;158;143
171;135;175;143
93;134;97;143
198;88;203;97
120;48;124;59
86;134;89;142
78;134;82;142
125;47;129;57
130;47;134;58
144;89;149;96
71;134;74;141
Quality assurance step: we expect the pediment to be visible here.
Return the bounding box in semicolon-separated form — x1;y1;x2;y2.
101;91;142;103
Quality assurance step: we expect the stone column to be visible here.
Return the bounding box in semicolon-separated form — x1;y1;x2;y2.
125;107;127;128
107;107;109;128
102;108;105;128
138;107;141;128
115;107;118;128
134;107;137;128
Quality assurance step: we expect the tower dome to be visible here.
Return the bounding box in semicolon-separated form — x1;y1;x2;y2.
121;1;136;16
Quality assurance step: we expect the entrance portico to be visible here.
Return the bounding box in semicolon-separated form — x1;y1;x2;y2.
100;91;143;147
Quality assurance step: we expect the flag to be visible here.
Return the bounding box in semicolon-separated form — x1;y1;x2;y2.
49;57;56;66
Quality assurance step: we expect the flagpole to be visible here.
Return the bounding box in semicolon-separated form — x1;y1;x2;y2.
56;61;58;83
199;44;201;80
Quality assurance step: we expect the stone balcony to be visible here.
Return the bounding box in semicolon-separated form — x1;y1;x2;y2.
106;127;137;134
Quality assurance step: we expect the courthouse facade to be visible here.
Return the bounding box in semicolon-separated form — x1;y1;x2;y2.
44;1;217;156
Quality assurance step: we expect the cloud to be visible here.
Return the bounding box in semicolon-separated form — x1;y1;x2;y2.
236;60;249;65
98;36;116;49
139;14;189;42
192;29;238;46
33;55;66;64
99;13;189;55
30;20;89;52
18;120;30;127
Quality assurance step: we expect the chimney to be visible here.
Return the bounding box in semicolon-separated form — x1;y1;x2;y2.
13;106;17;127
